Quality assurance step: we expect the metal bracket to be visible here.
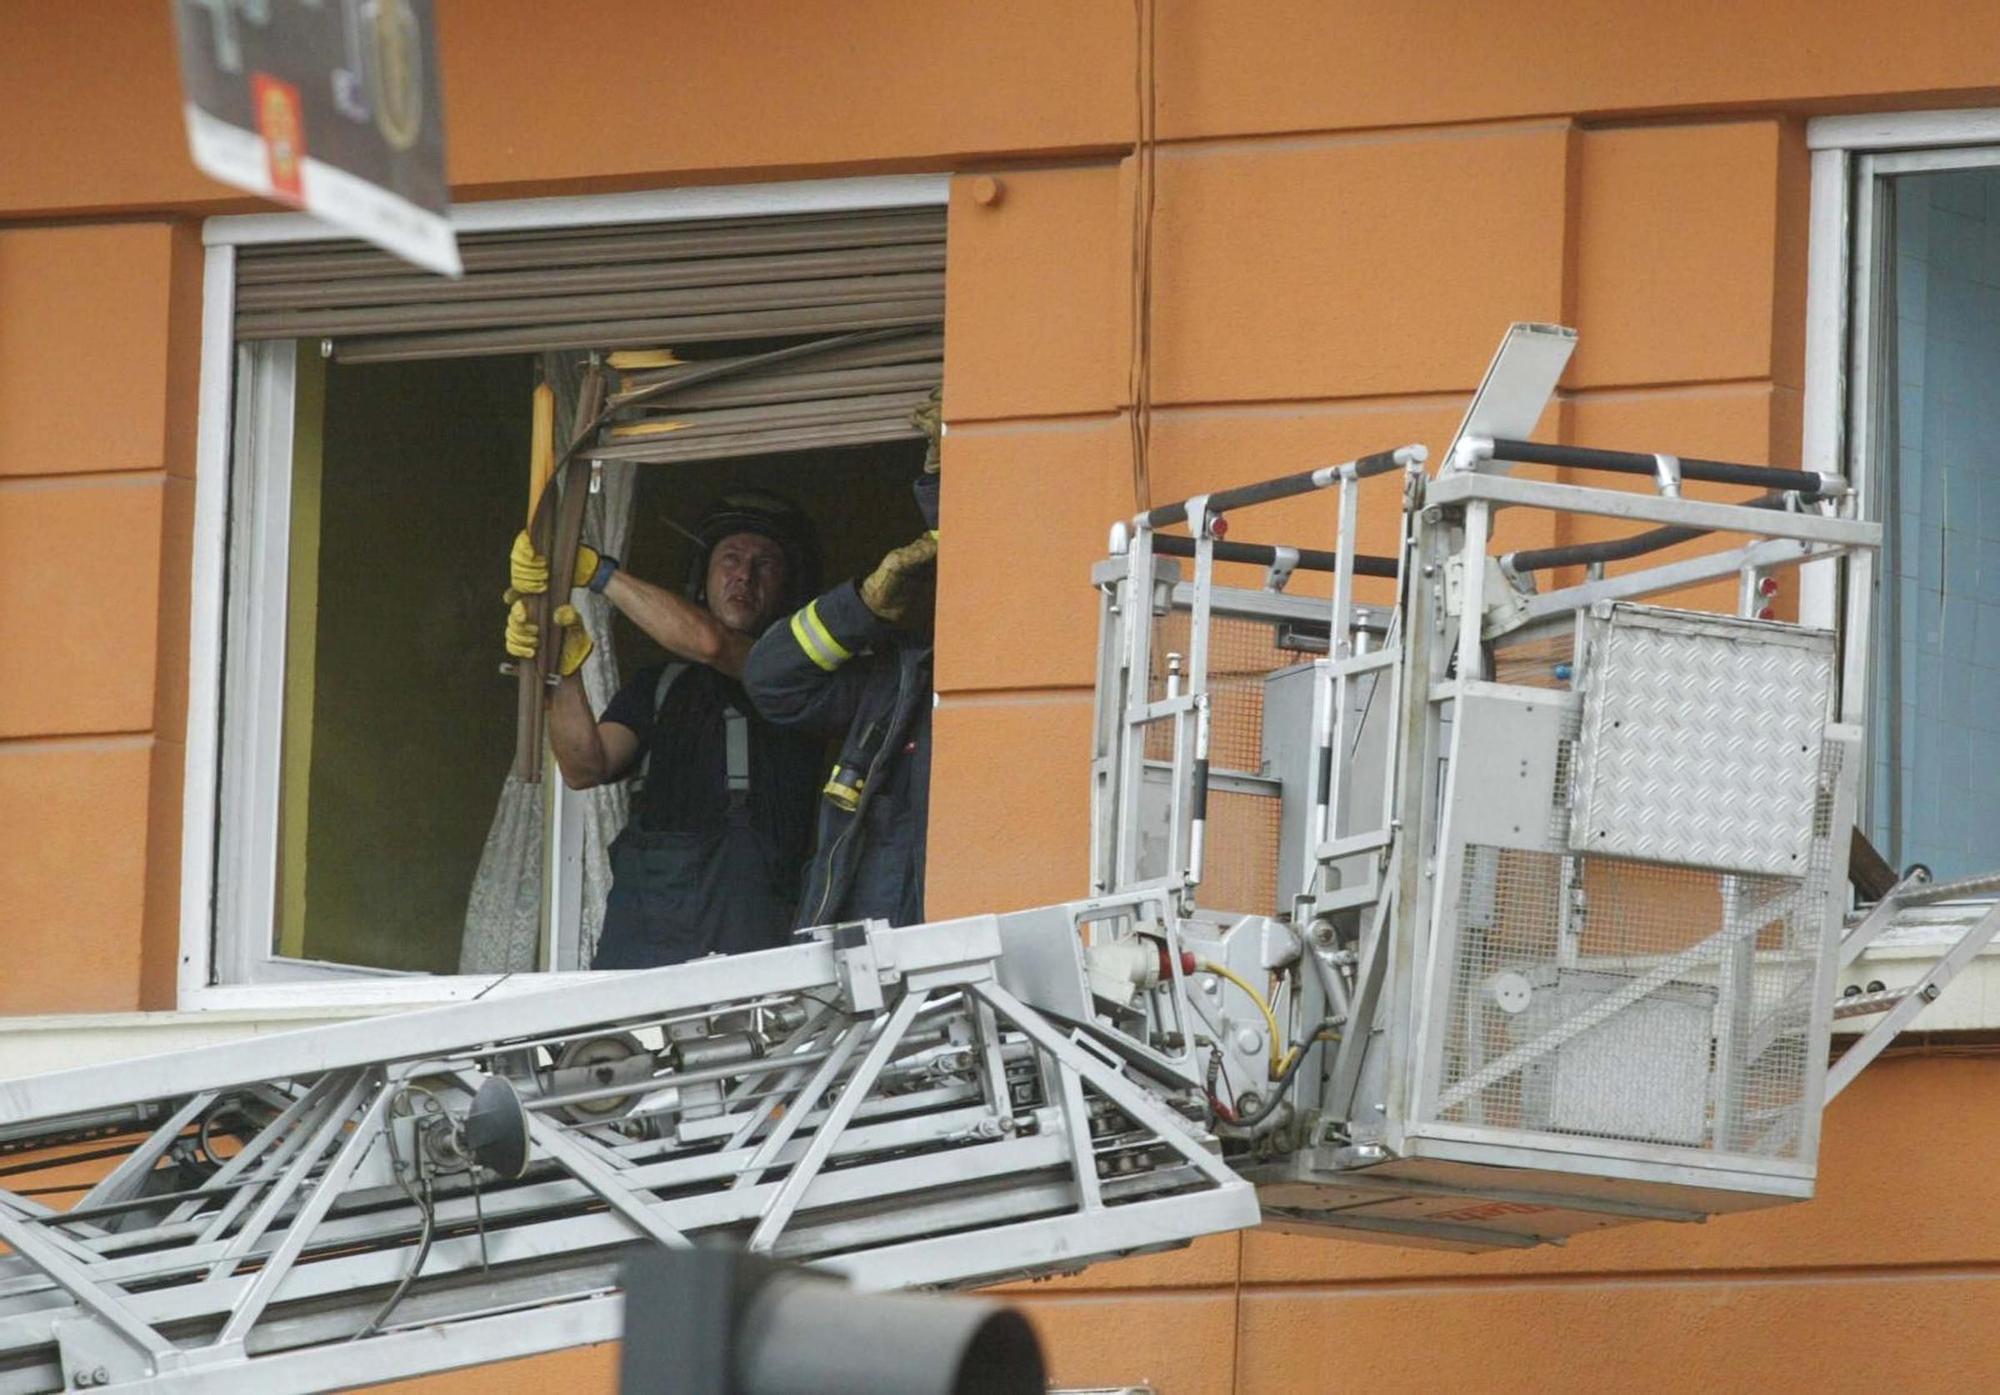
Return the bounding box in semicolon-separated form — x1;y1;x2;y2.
1262;545;1299;593
1186;492;1213;539
53;1321;155;1392
1447;434;1495;474
832;921;889;1015
1477;557;1531;632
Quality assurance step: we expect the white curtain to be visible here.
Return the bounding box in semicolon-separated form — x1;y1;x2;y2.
460;353;637;973
562;359;640;967
458;771;542;974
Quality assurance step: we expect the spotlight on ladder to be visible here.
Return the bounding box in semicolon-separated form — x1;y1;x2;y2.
420;1074;533;1181
463;1075;532;1179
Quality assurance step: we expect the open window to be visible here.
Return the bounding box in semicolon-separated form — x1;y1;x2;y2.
1837;146;2000;880
190;179;946;1002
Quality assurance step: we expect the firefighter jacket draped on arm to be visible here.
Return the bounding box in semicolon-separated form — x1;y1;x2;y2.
744;578;933;930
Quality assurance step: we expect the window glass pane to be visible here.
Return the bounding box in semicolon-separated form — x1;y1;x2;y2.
1871;168;2000;878
275;347;536;971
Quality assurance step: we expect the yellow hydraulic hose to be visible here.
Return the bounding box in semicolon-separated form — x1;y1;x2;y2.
1197;961;1284;1079
1277;1028;1344;1077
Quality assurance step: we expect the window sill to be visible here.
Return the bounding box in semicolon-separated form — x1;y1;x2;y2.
0;1004;391;1080
180;971;601;1014
0;975;606;1080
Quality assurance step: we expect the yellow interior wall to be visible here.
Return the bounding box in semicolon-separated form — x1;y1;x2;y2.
292;353;534;973
278;344;326;959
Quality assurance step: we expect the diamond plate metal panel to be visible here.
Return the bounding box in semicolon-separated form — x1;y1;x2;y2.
1570;604;1835;877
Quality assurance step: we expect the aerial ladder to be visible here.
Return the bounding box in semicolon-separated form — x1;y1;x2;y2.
1;324;1994;1393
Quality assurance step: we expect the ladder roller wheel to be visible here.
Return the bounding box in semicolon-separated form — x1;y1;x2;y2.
552;1032;649;1121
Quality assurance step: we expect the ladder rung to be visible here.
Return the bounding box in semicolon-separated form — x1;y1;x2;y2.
1892;871;2000;906
1832;985;1918;1020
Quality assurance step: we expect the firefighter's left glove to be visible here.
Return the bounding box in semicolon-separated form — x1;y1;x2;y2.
912;386;942;473
504;596;594;677
860;533;939;625
510;530;603;595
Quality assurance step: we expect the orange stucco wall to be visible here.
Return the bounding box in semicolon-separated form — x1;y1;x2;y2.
4;3;1999;1391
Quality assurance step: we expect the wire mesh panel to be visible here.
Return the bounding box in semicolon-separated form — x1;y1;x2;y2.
1201;790;1283;915
1139;610;1306;917
1421;738;1844;1165
1143;610;1291;764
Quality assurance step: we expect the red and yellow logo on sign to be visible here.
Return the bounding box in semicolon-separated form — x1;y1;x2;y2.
252;74;306;204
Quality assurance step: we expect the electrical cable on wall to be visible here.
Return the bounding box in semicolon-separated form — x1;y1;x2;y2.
1127;0;1158;511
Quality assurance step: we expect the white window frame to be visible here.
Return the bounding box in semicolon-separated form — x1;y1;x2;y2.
1804;109;2000;850
180;174;950;1011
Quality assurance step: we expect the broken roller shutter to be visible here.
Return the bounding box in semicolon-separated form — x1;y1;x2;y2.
232;204;944;459
596;328;943;465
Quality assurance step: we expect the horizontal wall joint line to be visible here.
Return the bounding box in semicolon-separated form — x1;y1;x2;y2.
0;469;168;491
948;385;1791;432
935;686;1093;707
1153;115;1578;159
945;408;1126;434
1238;1259;2000;1297
999;1285;1241;1305
1564;375;1781;400
0;731;156;754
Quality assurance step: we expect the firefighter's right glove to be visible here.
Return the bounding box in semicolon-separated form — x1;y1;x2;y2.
860;533;939;625
505;596;594;677
510;530;603;595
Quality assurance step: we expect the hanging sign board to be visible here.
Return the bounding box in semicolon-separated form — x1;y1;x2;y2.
171;0;461;276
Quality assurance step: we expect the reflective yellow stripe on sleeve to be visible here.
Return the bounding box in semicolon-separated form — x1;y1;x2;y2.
802;600;852;664
789;609;838;671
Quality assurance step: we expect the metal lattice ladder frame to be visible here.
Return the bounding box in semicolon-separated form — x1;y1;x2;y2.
1825;869;2000;1099
0;919;1255;1395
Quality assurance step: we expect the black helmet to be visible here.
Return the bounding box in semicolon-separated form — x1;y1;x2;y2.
686;490;821;611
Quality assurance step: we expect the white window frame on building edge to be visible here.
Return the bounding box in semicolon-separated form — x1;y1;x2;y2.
1805;110;2000;861
181;173;950;1011
1803;107;2000;1028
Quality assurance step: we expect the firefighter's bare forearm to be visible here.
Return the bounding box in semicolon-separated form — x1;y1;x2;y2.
602;571;752;676
546;675;614;789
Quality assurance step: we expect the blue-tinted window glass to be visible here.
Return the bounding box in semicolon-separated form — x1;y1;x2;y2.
1871;169;2000;877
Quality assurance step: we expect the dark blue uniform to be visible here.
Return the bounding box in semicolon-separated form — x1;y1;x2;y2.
591;662;821;968
743;579;932;929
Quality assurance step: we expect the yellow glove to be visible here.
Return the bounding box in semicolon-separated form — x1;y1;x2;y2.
504;596;594;677
860;533;939;625
510;530;601;595
911;386;942;473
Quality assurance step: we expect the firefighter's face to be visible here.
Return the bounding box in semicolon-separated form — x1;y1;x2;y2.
706;532;788;634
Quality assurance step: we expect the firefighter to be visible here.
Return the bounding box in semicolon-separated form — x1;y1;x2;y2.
743;393;942;929
505;494;825;967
